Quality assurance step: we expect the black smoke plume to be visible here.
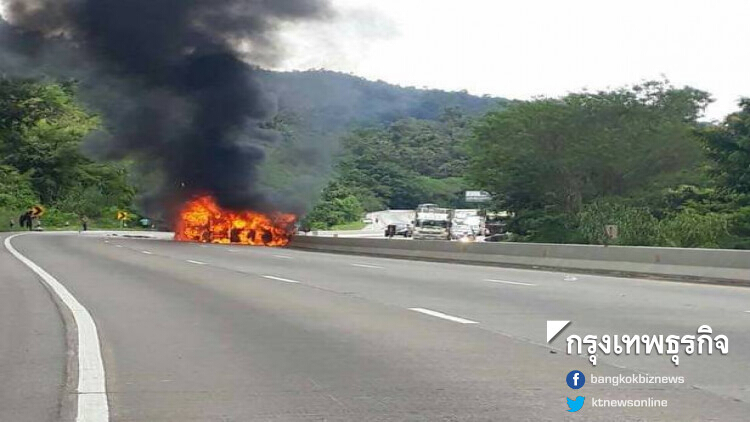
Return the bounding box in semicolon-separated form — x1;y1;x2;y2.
0;0;331;216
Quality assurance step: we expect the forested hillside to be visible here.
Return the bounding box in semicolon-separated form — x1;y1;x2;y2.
0;79;134;230
256;70;506;208
260;70;503;130
303;109;474;229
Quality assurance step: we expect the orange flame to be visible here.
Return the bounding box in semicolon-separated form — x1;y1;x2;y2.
174;196;295;247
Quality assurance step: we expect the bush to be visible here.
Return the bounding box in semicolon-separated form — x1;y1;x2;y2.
0;208;19;231
508;210;581;243
728;206;750;238
0;165;39;210
658;209;728;248
304;195;364;229
577;201;660;246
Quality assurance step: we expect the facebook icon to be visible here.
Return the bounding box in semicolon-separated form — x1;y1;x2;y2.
566;370;585;389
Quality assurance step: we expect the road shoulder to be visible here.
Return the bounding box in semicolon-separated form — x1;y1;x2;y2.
0;233;71;421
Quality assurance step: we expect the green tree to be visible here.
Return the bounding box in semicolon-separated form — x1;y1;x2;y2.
0;77;136;228
0;165;38;209
468;81;709;215
700;98;750;195
466;81;711;242
0;79;100;204
303;181;365;229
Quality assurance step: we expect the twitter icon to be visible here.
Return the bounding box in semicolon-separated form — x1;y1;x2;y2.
567;396;585;412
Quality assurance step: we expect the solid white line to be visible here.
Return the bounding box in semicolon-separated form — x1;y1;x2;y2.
186;259;207;265
262;275;300;284
408;308;479;324
141;251;153;255
114;245;123;248
273;255;293;259
350;263;383;269
5;235;109;422
484;278;536;286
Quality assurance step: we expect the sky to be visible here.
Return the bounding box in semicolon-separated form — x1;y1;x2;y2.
277;0;750;121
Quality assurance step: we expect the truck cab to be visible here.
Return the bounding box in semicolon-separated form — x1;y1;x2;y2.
413;204;453;240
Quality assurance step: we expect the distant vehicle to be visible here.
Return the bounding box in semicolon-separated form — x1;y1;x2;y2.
362;217;374;224
450;224;475;241
485;211;512;236
483;233;509;242
413;205;453;240
384;223;412;238
451;209;485;239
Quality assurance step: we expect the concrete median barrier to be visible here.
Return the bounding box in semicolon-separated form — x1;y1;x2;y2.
289;235;750;285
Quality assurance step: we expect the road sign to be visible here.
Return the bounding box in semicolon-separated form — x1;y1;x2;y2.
465;191;492;203
605;225;618;239
116;211;130;221
30;205;45;217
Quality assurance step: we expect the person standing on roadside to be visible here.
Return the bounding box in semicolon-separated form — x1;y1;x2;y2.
81;215;89;232
19;211;33;231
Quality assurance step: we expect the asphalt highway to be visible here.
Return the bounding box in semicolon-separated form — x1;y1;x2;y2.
1;232;749;421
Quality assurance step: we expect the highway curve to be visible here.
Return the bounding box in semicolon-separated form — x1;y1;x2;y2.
1;232;749;421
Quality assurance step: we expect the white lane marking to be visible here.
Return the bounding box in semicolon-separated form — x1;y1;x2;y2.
408;308;479;324
484;278;536;286
350;263;383;269
744;311;750;314
273;255;293;259
5;235;109;422
141;251;153;255
263;275;301;284
115;245;123;248
186;259;207;265
564;275;578;281
227;249;239;253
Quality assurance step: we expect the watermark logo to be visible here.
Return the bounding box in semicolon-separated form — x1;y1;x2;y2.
546;321;728;367
566;370;585;389
567;396;585;412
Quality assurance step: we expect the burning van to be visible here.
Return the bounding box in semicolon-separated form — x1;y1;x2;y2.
174;196;295;247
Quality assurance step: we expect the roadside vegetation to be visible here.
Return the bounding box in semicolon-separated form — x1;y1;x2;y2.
301;109;473;230
306;81;750;249
0;78;136;231
3;75;749;248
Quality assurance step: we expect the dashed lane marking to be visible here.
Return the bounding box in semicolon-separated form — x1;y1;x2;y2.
262;275;301;284
350;263;383;269
186;260;207;265
484;278;536;286
408;308;479;324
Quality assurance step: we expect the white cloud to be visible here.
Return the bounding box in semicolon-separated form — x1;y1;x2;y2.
276;0;750;120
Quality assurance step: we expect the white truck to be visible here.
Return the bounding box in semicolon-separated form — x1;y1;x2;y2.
412;204;453;241
450;209;485;240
